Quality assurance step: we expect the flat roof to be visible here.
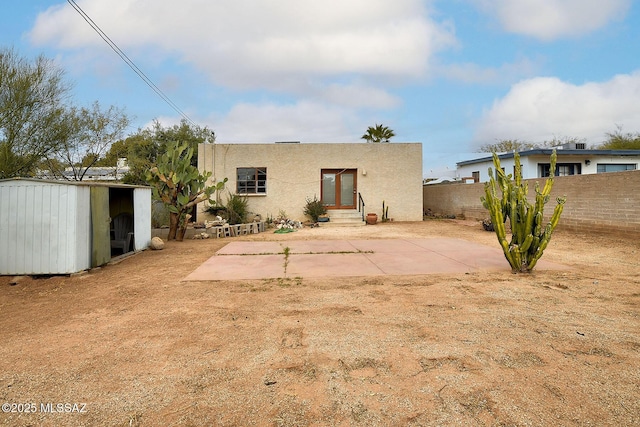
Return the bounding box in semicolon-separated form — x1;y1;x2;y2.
201;141;422;146
457;149;640;166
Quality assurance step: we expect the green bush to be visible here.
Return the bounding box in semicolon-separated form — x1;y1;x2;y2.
204;202;227;217
151;201;170;228
303;195;327;222
226;192;249;225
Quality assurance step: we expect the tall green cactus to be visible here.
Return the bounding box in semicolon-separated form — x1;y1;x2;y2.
146;141;227;241
481;150;566;273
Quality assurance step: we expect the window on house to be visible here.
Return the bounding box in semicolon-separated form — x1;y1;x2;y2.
472;171;480;183
557;165;572;176
237;167;267;194
539;163;581;177
596;164;637;173
539;164;550;177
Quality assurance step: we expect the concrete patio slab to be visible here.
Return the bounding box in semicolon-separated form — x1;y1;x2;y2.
363;251;474;275
215;241;284;255
407;237;485;252
347;239;431;253
286;254;384;278
183;238;570;281
286;240;360;254
184;254;284;280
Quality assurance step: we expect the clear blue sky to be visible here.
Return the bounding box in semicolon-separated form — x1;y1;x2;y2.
2;1;639;177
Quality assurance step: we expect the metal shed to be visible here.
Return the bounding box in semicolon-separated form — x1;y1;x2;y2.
0;178;152;275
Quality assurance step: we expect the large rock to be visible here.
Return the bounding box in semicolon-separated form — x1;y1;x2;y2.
150;236;165;250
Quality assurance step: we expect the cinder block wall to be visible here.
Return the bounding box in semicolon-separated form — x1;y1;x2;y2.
423;169;640;237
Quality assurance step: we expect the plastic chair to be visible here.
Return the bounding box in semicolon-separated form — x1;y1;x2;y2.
111;213;134;254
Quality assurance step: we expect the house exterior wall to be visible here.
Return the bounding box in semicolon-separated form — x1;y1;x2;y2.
198;143;423;222
0;180;91;275
423;169;640;237
457;153;640;182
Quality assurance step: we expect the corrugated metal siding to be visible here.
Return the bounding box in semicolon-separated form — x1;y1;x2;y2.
133;188;152;251
1;185;18;273
1;179;151;274
0;181;91;275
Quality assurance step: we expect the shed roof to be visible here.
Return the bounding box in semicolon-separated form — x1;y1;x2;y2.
0;177;150;189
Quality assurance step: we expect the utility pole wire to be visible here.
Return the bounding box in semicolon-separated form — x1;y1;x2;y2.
66;0;197;127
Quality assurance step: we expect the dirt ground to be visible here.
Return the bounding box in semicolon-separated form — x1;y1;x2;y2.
1;220;639;426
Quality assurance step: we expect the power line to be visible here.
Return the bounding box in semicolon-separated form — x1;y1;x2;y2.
66;0;197;126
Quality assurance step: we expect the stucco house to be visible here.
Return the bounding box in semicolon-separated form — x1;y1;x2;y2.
456;143;640;183
197;142;423;224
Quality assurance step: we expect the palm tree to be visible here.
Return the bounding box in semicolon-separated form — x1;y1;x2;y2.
361;124;395;143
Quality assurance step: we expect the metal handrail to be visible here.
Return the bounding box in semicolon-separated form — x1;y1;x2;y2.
358;192;365;221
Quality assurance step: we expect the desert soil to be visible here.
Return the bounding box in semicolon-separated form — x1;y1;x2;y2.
0;220;639;426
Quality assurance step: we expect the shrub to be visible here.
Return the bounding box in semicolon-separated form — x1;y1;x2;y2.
303;195;327;222
151;201;170;228
225;192;249;225
204;202;227;217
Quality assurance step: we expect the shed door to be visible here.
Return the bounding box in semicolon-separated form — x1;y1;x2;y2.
91;187;111;267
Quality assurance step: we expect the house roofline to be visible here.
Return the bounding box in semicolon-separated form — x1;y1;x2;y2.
202;141;422;146
457;149;640;166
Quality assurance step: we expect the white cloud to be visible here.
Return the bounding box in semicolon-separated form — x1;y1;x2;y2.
474;71;640;146
319;82;401;109
208;101;360;142
29;0;456;91
472;0;631;40
439;57;539;84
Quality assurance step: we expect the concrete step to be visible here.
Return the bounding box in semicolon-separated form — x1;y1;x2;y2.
323;210;366;227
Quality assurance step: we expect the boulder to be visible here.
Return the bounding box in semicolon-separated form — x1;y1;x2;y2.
150;236;165;250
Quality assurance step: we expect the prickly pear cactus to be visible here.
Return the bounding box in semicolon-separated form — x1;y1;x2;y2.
146;141;227;240
481;150;566;273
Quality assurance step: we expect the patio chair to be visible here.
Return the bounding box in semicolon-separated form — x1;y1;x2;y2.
111;213;134;254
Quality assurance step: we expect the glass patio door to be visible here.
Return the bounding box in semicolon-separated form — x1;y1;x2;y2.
321;169;356;209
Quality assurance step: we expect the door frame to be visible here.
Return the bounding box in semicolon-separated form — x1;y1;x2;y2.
90;186;111;267
320;168;357;209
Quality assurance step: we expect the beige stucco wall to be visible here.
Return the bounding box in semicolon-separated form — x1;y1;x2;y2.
198;142;423;222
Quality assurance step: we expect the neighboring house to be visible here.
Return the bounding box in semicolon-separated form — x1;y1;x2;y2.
37;158;130;181
456;143;640;183
197;142;423;223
